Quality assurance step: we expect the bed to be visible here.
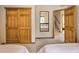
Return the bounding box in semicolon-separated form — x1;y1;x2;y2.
38;43;79;53
0;44;29;53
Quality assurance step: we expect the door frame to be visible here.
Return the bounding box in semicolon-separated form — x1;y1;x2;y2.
53;9;64;38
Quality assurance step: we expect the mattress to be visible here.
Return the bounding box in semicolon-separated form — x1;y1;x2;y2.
0;44;29;53
38;43;79;53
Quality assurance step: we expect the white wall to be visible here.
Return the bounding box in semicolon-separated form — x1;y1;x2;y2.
0;5;35;43
35;5;70;38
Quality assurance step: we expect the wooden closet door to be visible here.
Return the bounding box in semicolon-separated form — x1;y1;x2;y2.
6;8;18;43
18;8;31;43
64;6;77;43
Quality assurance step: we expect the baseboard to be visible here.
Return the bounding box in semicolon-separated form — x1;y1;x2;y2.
35;37;54;39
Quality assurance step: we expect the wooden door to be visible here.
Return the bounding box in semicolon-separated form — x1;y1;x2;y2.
6;8;18;43
18;8;31;43
6;8;32;44
64;6;77;43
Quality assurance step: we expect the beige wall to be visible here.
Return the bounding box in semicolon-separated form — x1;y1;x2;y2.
0;5;35;43
35;5;70;38
76;6;79;42
0;6;6;43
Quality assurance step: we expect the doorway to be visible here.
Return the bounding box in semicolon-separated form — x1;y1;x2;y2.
53;6;77;43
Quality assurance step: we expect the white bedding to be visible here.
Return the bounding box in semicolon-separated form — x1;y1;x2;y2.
38;43;79;53
0;44;29;53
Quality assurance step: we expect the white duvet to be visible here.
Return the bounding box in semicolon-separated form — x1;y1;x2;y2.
0;44;29;53
38;43;79;53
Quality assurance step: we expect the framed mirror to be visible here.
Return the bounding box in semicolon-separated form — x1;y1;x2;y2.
40;11;49;32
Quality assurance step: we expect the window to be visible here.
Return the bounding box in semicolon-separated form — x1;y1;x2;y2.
40;11;49;32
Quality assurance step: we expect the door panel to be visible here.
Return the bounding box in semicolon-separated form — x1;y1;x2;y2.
64;6;76;43
6;29;18;43
65;16;69;26
18;29;31;43
6;9;18;43
68;15;74;27
18;8;31;43
7;16;18;28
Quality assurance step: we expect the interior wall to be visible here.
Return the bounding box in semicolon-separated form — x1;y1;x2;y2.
0;6;6;44
76;6;79;42
0;5;76;43
35;5;53;37
35;5;71;38
0;5;35;43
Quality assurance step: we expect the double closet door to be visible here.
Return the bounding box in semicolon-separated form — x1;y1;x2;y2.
6;8;32;44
